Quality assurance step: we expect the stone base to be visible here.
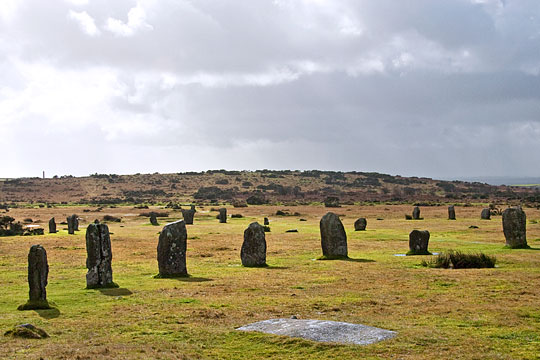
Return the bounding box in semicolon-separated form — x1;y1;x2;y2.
406;250;432;256
504;244;530;249
318;255;349;260
17;300;53;311
154;272;189;279
86;282;119;290
242;263;268;268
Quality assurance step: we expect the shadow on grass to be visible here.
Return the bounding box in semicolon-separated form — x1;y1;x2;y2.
98;288;133;296
317;255;375;263
266;266;290;270
170;277;213;283
35;307;61;319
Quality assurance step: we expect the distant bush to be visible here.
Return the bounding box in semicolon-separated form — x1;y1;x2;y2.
324;196;340;208
194;186;235;200
139;212;169;218
422;250;496;269
215;179;229;185
246;193;267;205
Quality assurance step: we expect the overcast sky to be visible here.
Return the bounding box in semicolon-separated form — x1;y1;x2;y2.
1;0;539;179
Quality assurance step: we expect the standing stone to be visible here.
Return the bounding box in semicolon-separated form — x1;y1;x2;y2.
412;207;421;220
481;208;491;220
354;218;367;231
502;207;528;248
48;218;56;233
71;214;79;231
218;208;227;223
183;209;195;225
448;205;456;220
85;220;117;289
264;217;269;226
190;204;196;212
150;212;158;226
156;220;188;277
407;230;431;255
67;215;75;234
241;222;267;267
18;245;52;310
320;212;348;259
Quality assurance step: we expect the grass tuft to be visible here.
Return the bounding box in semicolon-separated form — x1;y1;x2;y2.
421;250;496;269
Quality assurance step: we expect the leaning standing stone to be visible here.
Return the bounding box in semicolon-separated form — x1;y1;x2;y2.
86;221;117;288
354;218;367;231
218;208;227;223
448;206;456;220
320;212;348;259
183;209;195;225
481;208;491;220
156;220;188;277
18;245;52;310
502;207;528;248
407;230;431;255
150;212;158;226
412;207;421;220
241;222;267;267
48;218;56;233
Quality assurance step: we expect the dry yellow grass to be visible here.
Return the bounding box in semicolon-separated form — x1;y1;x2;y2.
1;204;539;359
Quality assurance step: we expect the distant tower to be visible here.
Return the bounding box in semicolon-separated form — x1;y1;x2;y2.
42;171;45;179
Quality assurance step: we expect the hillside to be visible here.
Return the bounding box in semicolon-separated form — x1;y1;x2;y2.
1;170;539;205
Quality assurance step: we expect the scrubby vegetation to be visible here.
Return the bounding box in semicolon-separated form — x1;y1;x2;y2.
421;250;497;269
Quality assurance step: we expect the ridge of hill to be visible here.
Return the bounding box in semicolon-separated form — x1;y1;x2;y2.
1;170;539;205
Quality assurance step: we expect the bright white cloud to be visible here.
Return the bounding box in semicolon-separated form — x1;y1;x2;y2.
105;2;153;37
68;10;100;36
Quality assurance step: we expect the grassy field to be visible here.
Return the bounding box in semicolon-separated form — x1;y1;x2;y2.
1;204;539;359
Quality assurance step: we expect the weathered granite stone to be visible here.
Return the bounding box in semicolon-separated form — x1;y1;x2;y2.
218;208;227;223
48;218;56;233
412;207;421;220
502;207;528;248
150;212;158;226
354;218;367;231
67;215;75;234
73;215;79;231
264;217;269;225
85;221;117;288
448;205;456;220
241;222;267;267
18;245;52;310
156;220;188;277
190;204;196;212
481;208;491;220
407;230;431;255
182;209;195;225
4;324;49;339
320;212;348;259
237;319;397;345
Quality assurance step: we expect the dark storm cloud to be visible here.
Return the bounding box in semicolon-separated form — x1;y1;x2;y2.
0;0;539;178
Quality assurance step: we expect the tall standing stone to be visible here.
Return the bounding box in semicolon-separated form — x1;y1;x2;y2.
183;209;195;225
18;245;52;310
320;212;348;259
354;218;367;231
264;217;269;226
241;222;267;267
67;215;75;234
218;208;227;223
481;208;491;220
72;214;79;231
502;207;528;248
86;221;117;289
407;230;431;255
150;212;158;226
48;218;56;233
412;207;421;220
448;206;456;220
156;220;188;277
